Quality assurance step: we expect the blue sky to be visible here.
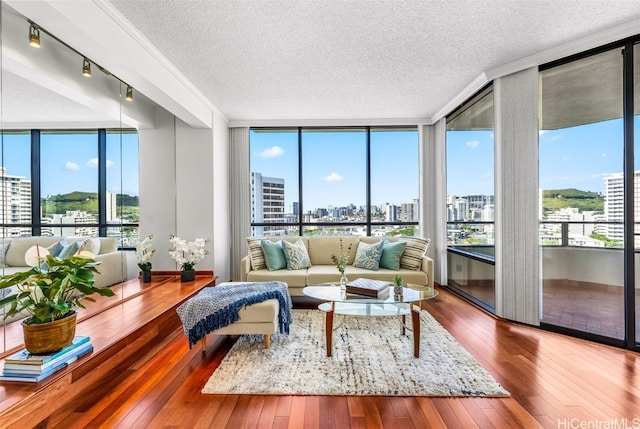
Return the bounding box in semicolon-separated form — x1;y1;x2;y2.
250;129;419;212
2;132;139;196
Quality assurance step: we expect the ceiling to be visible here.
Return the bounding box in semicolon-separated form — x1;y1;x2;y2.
4;1;640;128
105;0;640;124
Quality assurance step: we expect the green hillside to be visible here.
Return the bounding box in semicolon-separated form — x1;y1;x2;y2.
542;188;604;214
41;192;139;222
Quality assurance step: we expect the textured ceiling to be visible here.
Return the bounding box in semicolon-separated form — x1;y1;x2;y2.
71;1;640;122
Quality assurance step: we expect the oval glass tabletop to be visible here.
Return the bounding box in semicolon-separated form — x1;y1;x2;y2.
302;284;438;304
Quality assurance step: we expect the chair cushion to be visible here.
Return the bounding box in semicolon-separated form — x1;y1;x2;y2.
379;240;407;270
247;238;266;270
261;240;287;271
353;240;384;271
398;237;430;271
282;239;311;270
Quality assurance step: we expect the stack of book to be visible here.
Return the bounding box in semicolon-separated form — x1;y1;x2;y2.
346;278;391;298
0;336;93;383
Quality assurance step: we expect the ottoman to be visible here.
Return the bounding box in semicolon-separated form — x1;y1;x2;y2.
201;282;280;349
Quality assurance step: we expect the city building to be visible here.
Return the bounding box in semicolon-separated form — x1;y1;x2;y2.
0;167;31;237
250;172;285;236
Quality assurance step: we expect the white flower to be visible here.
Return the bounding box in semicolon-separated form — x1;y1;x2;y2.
136;235;156;270
168;235;209;271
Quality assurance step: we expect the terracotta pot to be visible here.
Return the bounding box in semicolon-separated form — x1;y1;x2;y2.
22;311;77;354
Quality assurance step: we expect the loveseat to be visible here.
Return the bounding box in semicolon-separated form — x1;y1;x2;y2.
1;236;139;324
241;235;433;297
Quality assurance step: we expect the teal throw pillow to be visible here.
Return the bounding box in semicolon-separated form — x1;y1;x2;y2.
46;240;65;258
353;240;384;271
261;240;287;271
58;241;80;259
282;239;311;270
379;240;407;270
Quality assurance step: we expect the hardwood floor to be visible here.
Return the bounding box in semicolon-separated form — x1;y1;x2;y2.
49;286;640;429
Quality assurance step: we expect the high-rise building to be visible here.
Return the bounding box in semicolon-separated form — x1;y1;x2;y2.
0;167;31;237
603;172;628;242
251;172;286;236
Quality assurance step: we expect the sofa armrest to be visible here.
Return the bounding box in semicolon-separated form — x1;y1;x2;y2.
240;255;252;281
421;255;434;288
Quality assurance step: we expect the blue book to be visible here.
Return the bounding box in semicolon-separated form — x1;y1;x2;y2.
0;346;93;383
3;342;94;374
4;336;91;366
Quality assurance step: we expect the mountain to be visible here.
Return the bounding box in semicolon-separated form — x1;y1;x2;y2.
542;188;604;213
41;192;139;218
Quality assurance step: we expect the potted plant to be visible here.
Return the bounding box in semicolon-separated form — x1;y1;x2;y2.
330;238;352;290
168;235;209;282
135;234;156;283
393;274;404;296
0;245;115;354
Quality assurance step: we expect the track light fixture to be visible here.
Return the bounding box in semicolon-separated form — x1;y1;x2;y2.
29;24;40;48
125;85;134;101
82;58;91;77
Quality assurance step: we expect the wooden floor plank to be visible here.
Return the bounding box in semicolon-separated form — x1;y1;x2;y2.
3;286;640;428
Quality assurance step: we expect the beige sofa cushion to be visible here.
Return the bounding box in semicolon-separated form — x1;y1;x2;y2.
246;268;308;287
4;237;61;267
307;235;359;265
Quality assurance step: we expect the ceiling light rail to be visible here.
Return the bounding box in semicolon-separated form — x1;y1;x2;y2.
27;19;134;101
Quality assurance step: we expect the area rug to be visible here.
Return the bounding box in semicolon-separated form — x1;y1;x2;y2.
202;309;509;397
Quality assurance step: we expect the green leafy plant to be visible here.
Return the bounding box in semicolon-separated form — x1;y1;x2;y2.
0;252;114;325
330;238;352;274
393;274;403;287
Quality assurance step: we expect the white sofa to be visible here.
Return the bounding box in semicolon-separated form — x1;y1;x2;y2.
241;235;433;297
1;236;138;323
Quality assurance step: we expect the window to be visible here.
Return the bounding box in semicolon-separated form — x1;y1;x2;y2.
0;129;139;246
249;127;419;237
0;132;31;237
446;86;496;311
539;47;625;340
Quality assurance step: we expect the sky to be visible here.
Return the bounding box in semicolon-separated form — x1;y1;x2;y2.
2;132;139;196
250;129;419;212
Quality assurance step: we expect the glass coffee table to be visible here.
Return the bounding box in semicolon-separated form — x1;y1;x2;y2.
302;284;438;358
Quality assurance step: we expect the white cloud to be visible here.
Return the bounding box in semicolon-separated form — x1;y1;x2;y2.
65;161;80;171
258;146;284;158
86;158;115;168
466;140;480;148
322;172;343;183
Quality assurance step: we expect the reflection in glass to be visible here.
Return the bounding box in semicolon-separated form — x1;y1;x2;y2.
0;132;31;237
635;43;640;346
41;131;99;237
446;87;496;310
540;48;624;339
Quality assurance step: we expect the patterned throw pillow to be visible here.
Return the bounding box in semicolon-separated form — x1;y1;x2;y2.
246;238;266;270
58;241;80;259
46;240;65;258
379;240;407;270
282;239;311;270
398;237;430;271
353;240;384;271
261;240;287;271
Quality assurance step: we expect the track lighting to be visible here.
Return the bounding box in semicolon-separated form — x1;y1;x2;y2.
29;24;40;48
82;58;91;77
125;85;134;101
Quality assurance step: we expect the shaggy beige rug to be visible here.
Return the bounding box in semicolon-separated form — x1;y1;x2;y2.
202;309;509;397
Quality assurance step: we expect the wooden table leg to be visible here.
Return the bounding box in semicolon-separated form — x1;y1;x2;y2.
326;302;335;357
401;314;406;336
411;304;420;358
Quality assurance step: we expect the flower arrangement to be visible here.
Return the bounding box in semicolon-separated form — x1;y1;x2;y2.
168;235;209;271
330;238;352;274
135;234;156;271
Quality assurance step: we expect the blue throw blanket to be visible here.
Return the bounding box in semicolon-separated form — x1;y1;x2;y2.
176;281;292;348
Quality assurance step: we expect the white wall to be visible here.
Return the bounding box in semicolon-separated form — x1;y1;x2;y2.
138;107;177;270
138;108;230;276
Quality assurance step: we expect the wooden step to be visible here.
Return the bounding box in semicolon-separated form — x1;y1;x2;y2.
0;273;216;428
